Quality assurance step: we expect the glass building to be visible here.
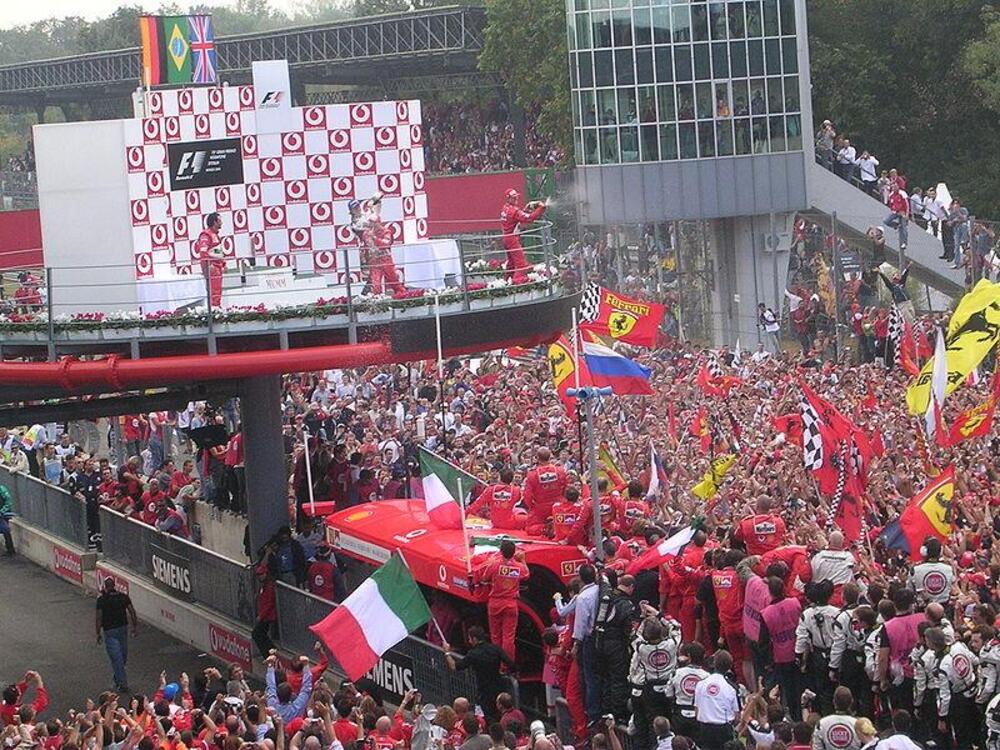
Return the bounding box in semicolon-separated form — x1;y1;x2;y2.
569;0;803;165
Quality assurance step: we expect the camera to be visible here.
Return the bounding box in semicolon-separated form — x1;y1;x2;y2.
529;720;547;742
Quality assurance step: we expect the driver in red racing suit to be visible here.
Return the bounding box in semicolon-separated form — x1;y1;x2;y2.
500;188;546;283
350;193;404;295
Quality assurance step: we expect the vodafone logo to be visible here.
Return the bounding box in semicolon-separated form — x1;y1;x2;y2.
336;225;357;245
414;171;425;190
375;126;397;149
215;186;231;208
239;86;255;109
329;129;350;151
350;103;372;125
173;216;188;236
828;724;853;749
403;196;415;216
178;89;193;113
242;135;258;158
285;179;307;203
209;624;252;671
176;263;191;274
289;228;311;248
314;250;336;269
221;236;235;254
304;106;326;129
260;158;283;181
264;206;286;228
130;199;149;226
126;146;145;172
225;112;241;136
353;152;375;174
250;231;265;253
208;88;224;110
386;221;403;241
164;116;180;141
307;154;329;177
410;124;423;144
246;183;261;205
332;177;354;197
148;92;162;115
147;171;164;196
924;571;948;595
396;101;409;122
310;202;332;225
282;132;304;155
233;209;248;231
648;650;671;669
378;174;400;195
194;114;210;138
135;252;153;276
185;190;201;213
151;224;169;248
400;149;412;169
416;218;427;237
269;253;290;268
143;118;161;143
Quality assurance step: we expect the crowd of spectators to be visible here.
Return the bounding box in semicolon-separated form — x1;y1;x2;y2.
424;100;564;175
4;143;35;174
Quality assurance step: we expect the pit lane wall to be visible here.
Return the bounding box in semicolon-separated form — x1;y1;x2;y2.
0;467;476;706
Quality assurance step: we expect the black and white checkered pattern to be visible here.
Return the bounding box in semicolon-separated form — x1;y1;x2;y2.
708;355;724;379
579;283;602;323
800;389;824;471
827;440;848;532
888;304;903;369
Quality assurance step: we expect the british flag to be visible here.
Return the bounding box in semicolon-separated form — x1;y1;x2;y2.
190;15;217;85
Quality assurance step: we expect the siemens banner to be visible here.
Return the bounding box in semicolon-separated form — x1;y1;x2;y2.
149;542;193;599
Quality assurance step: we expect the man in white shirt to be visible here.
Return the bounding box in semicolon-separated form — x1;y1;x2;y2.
811;531;856;588
857;150;879;196
835;139;857;182
694;650;739;749
877;709;923;750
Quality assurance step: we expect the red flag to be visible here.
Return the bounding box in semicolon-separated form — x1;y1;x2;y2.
583;286;665;347
772;413;803;445
696;361;742;398
933;399;951;449
833;494;863;543
896;468;955;560
949;390;998;444
863;383;877;410
689;407;712;454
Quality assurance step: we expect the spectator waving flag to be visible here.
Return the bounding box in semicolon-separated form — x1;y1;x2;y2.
310;553;430;680
581;340;654;395
646;440;668;500
418;447;478;530
548;334;592;416
626;525;697;575
578;283;665;347
879;467;956;560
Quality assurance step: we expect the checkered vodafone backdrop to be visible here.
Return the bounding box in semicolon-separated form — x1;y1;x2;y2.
124;88;427;281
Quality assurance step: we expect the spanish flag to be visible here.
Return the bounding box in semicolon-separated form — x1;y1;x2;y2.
879;467;955;560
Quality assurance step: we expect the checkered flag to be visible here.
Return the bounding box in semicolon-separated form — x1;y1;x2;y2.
800;389;824;471
827;441;849;532
887;304;903;369
708;354;724;379
579;283;602;323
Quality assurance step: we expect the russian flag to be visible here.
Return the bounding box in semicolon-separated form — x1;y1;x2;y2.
581;341;654;395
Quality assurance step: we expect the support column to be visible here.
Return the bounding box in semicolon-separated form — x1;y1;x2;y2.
240;375;287;557
34;102;47;124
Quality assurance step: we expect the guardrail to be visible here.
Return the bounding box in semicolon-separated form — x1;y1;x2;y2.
0;465;90;549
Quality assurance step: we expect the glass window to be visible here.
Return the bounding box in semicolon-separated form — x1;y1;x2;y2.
711;42;729;78
696;82;714;118
595;50;614;86
676;83;695;119
765;38;781;74
618;88;638;124
593;12;612;47
654;46;673;82
598;89;618;124
769;116;785;151
567;18;576;51
783;76;799;112
729;41;747;77
611;0;629;8
749;79;766;115
640;125;659;161
709;3;727;39
574;0;590;11
762;0;779;36
734;118;751;154
752;117;767;152
574;130;584;165
786;114;802;150
691;5;709;41
582;129;600;163
656;85;676;121
732;80;749;115
779;0;795;34
717;119;734;155
636;47;654;84
672;5;691;41
674;44;693;81
782;38;798;73
591;0;609;10
746;1;763;37
639;86;657;122
767;77;782;113
715;82;732;117
615;49;635;85
727;2;745;37
694;44;711;80
679;122;698;158
659;124;678;160
571;55;579;88
576;14;593;49
620;126;639;161
578;51;594;87
698;121;716;157
748;39;764;76
580;90;598;126
634;8;652;44
600;127;619;162
633;0;650;7
652;6;672;43
613;9;633;46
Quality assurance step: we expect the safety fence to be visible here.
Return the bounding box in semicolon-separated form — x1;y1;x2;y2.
0;466;90;549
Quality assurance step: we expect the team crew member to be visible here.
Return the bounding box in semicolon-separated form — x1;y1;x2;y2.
467;468;526;529
667;642;709;740
926;626;980;749
795;580;839;712
878;588;926;713
306;544;346;602
95;576;138;693
350;192;404;295
617;480;651;536
733;497;787;555
499;189;546;283
812;686;861;750
810;531;856;605
551;487;584;542
760;576;803;718
909;537;955;605
711;550;748;685
629;617;679;750
476;540;529;662
193;212;226;308
829;586;874;717
522;447;567;533
693;650;739;750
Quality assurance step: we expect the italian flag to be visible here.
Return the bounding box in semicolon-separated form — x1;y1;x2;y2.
418;446;477;530
310;553;430;680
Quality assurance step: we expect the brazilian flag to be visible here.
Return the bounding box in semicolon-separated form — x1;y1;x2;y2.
164;16;192;84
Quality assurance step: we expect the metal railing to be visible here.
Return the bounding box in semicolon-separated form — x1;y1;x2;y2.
0;464;90;548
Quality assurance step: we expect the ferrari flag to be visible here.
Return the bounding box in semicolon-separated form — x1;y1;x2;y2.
879;467;956;561
579;284;665;347
548;335;592;416
949;374;1000;444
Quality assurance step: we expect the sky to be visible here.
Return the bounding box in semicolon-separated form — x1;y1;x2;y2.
0;1;300;28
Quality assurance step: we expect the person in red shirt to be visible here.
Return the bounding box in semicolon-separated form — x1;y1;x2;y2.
757;545;812;601
522;448;567;534
733;497;787;555
496;692;526;731
499;189;546;283
171;459;196;496
284;641;329;694
467;468;526;529
193;212;226;308
673;529;712;642
476;540;529;662
551;487;584;542
332;702;363;748
617;481;650;537
307;544;346;602
140;478;169;526
326;444;351;508
711;549;749;685
251;562;277;657
0;670;48;726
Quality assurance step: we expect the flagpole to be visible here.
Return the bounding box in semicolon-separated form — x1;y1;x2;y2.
572;308;587;473
302;427;316;517
435;294;448;458
457;476;473;580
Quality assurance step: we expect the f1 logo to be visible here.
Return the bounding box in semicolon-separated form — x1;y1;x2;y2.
259;90;284;108
177;150;206;177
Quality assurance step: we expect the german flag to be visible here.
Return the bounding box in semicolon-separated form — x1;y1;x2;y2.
139;16;166;88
